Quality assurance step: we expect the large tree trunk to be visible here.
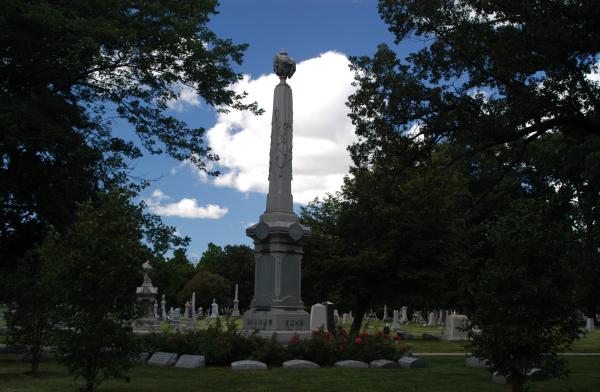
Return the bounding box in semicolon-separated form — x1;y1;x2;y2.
350;295;370;334
510;369;525;392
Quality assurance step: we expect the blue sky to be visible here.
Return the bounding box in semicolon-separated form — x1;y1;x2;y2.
132;0;411;261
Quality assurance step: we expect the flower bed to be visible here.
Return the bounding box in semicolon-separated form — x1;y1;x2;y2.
138;320;409;367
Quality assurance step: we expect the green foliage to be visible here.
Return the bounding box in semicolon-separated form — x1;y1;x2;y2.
288;328;406;366
467;200;580;391
151;249;196;307
39;191;148;392
140;324;407;367
196;243;254;309
176;270;231;310
0;0;256;301
301;147;469;330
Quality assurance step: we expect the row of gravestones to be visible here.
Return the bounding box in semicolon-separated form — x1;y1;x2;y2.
143;351;427;370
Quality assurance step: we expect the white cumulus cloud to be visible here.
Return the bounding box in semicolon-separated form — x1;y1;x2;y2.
167;85;201;112
205;51;357;204
145;189;228;219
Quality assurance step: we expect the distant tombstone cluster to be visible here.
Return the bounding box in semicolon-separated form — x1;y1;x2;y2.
133;261;242;334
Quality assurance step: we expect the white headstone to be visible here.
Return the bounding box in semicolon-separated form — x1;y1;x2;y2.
383;305;389;321
400;306;408;323
370;359;401;369
391;309;401;331
210;299;219;318
334;360;368;368
175;355;205;369
310;303;327;331
398;356;426;368
283;359;320;369
147;352;178;367
231;360;267;370
585;317;594;331
161;294;167;320
427;311;436;326
442;314;469;341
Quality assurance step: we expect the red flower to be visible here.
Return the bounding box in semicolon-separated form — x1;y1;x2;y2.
354;337;363;345
289;335;300;345
393;335;402;341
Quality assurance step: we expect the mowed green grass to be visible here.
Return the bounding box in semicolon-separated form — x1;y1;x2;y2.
1;355;600;392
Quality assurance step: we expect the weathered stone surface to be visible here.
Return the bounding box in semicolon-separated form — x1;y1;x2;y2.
398;356;426;369
465;356;491;369
369;359;401;369
310;303;327;331
231;360;268;370
147;352;178;367
527;368;550;382
137;352;150;364
282;359;320;369
175;355;205;369
334;360;369;369
442;314;469;341
492;371;508;384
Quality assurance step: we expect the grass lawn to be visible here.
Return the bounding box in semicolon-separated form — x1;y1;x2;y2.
1;354;599;391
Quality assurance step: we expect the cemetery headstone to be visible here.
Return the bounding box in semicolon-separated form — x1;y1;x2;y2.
427;311;436;326
400;306;408;323
310;303;327;331
465;356;491;369
398;356;426;368
283;359;320;369
383;305;389;321
231;360;268;370
161;295;167;320
442;313;469;341
585;317;594;331
175;355;206;369
324;301;335;333
334;360;369;368
210;299;219;318
147;352;178;367
391;309;401;331
370;359;401;369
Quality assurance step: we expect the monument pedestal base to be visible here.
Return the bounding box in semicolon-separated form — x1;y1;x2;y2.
243;308;310;344
133;318;160;334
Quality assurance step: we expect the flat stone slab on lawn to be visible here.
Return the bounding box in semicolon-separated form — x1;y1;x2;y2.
175;355;206;369
465;356;491;369
283;359;320;369
147;352;178;367
334;360;369;369
231;360;268;370
398;356;426;368
492;371;508;384
370;359;401;369
527;368;550;382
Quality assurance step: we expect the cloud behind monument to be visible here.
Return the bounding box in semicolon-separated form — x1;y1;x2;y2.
206;51;357;204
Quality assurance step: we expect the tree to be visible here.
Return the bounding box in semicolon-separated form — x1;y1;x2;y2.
349;1;599;169
196;243;254;310
177;270;231;312
301;146;469;333
38;191;153;392
467;199;580;392
1;0;259;297
151;249;196;307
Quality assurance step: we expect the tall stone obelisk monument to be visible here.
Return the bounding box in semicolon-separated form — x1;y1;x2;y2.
243;50;311;342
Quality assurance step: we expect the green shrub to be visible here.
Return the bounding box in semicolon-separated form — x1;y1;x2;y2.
139;324;408;366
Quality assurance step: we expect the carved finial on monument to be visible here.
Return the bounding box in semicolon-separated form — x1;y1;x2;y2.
273;48;296;81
